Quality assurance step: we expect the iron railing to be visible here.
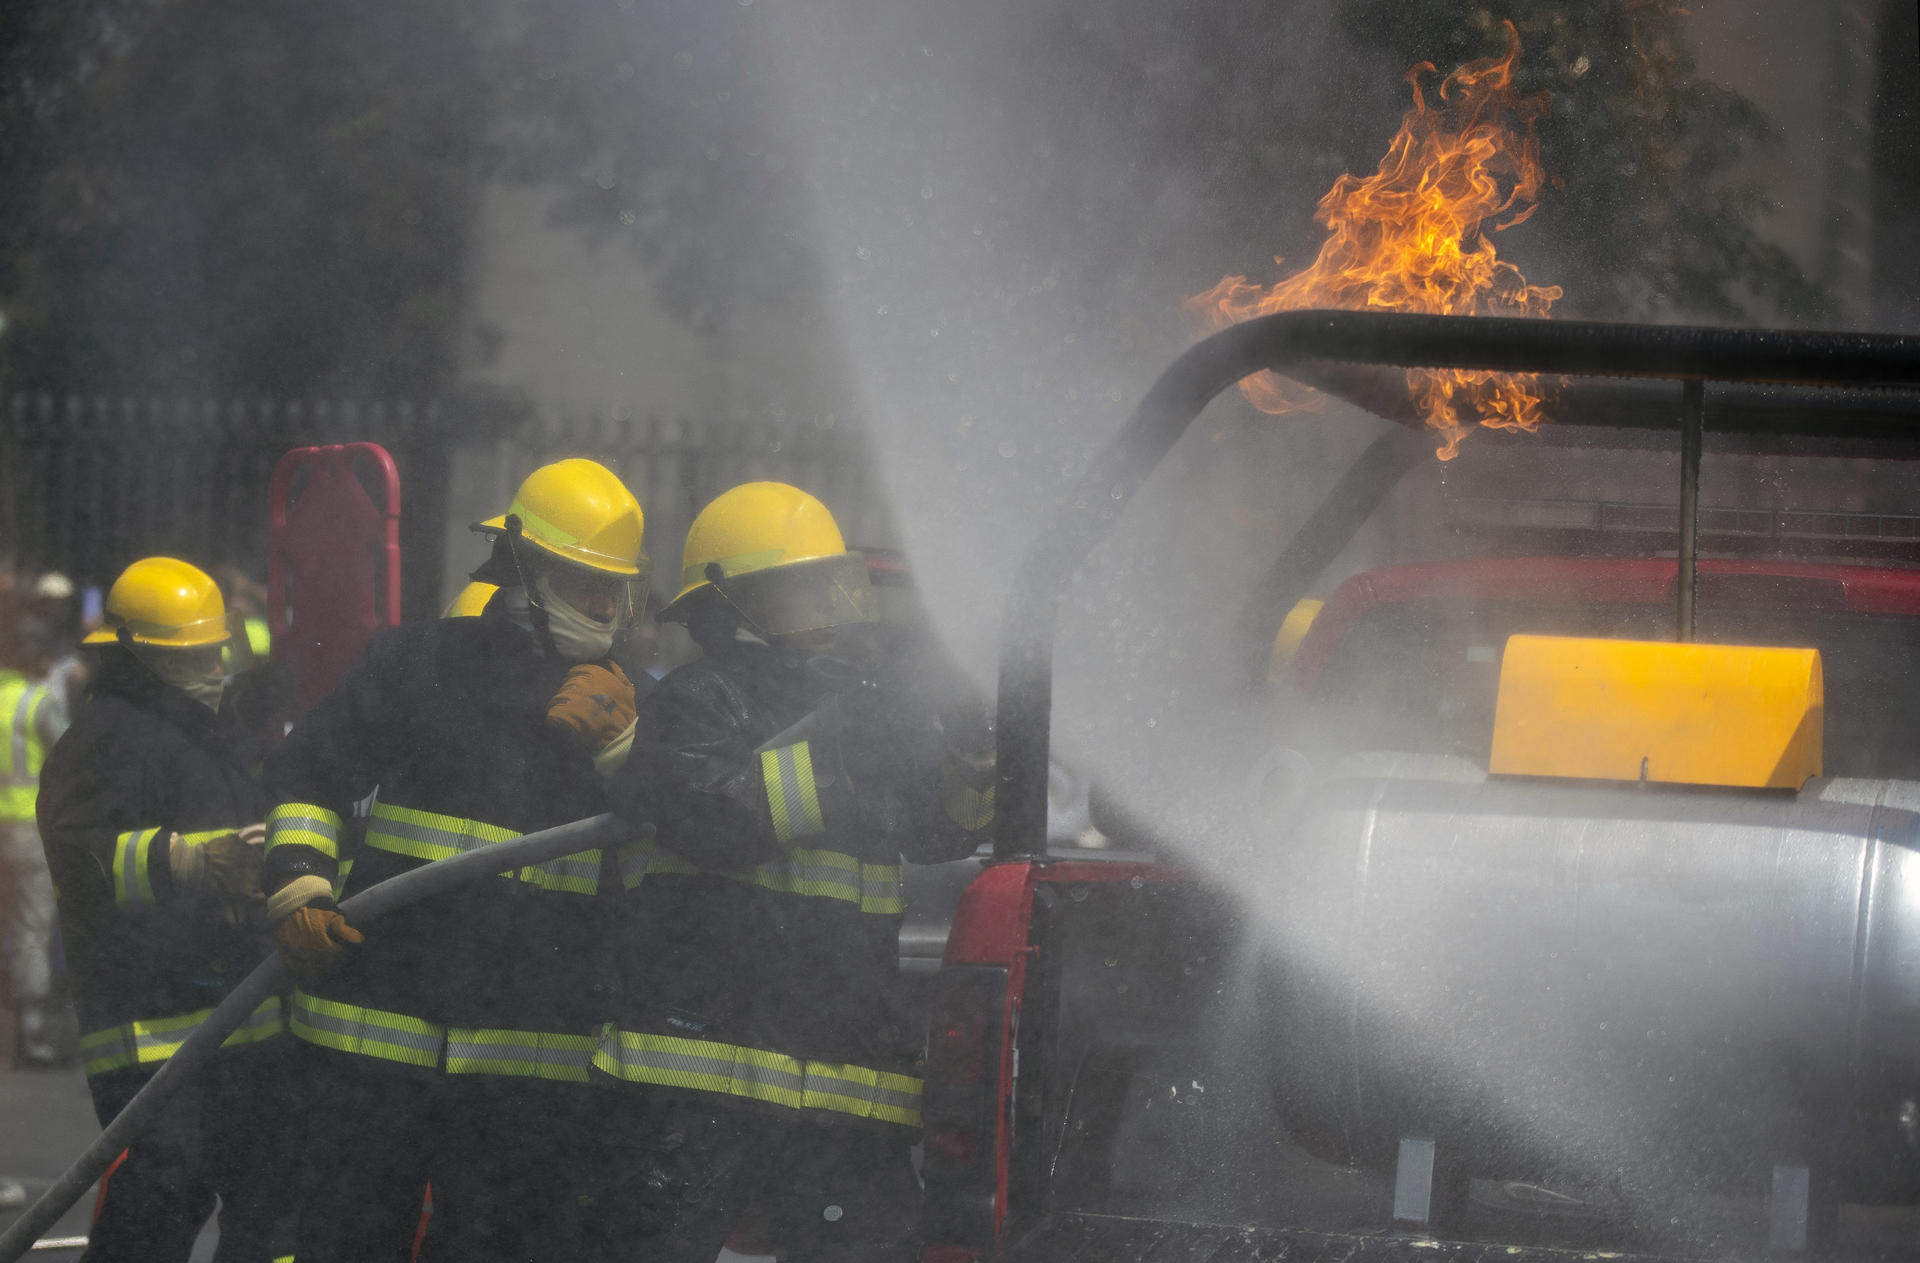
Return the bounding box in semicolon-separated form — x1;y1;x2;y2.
0;396;887;618
0;394;450;614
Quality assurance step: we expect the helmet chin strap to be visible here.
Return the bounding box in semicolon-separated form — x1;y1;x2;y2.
703;561;780;643
116;625;165;684
503;515;562;660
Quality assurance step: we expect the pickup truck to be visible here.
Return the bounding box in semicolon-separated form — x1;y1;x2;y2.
914;312;1920;1262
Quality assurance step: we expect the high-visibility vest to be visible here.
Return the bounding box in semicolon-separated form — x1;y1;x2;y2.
0;670;52;823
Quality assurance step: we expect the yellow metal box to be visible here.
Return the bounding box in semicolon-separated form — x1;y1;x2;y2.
1489;635;1822;790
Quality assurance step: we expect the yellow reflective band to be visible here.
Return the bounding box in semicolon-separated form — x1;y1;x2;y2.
941;770;995;833
506;497;584;549
618;839;902;915
761;741;825;844
512;850;602;895
766;844;858;901
266;802;342;862
0;675;29;782
288;990;443;1069
859;861;904;915
79;997;284;1077
111;828;162;908
175;829;232;848
445;1027;599;1082
592;1026;922;1128
802;1061;925;1126
331;857;355;901
0;676;46;822
365;800;519;863
365;800;600;894
680;548;785;592
614;839;656;890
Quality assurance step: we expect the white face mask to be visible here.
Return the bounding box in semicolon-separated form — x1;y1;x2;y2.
146;650;227;712
533;575;616;663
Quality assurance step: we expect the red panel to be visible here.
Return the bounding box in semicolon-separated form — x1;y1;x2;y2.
920;1248;982;1263
941;858;1186;1243
1291;556;1920;690
943;863;1040;966
268;444;402;717
944;861;1184;967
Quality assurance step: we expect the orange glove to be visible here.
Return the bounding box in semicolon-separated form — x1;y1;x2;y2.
547;662;637;754
274;905;364;970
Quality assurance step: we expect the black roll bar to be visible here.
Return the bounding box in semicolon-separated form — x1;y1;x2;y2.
991;310;1920;862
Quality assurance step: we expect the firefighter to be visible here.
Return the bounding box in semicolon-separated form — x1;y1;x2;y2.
260;457;646;1262
594;482;995;1263
442;580;499;618
2;591;70;1068
35;557;291;1261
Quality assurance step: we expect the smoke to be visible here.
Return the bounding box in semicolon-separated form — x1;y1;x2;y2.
700;8;1920;1246
733;0;1409;753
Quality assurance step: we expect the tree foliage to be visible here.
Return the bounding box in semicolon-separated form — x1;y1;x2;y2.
1337;0;1824;322
0;0;486;395
485;0;816;338
0;0;1828;401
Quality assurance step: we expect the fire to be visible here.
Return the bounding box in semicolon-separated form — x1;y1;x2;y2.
1184;22;1563;460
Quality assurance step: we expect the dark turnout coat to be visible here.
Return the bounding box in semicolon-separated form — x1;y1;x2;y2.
261;612;615;1081
599;635;993;1132
37;647;279;1080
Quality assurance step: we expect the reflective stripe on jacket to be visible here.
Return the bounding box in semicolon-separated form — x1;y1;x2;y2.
616;833;904;916
0;671;52;822
80;996;285;1078
289;989;600;1082
445;1026;599;1082
593;1025;923;1129
265;801;342;863
288;989;444;1069
364;799;602;896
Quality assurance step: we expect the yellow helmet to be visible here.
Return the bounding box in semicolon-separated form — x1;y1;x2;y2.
476;458;647;577
83;557;229;649
664;481;877;634
442;581;498;619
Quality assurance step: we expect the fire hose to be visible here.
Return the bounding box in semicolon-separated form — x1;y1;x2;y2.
0;812;631;1263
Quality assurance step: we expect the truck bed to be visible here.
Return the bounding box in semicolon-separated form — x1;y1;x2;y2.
996;1212;1692;1263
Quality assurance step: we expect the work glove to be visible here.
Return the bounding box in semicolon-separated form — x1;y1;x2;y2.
266;876;364;972
547;662;638;755
276;905;365;971
169;827;266;905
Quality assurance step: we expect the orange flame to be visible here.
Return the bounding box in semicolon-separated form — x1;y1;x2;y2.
1184;22;1563;460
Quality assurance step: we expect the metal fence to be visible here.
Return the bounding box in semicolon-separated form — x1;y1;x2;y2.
1;394;456;604
1;393;888;618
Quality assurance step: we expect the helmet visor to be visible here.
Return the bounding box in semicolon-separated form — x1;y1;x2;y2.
713;553;879;638
542;556;652;630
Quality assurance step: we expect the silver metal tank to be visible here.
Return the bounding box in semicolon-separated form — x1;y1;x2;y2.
1255;754;1920;1204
